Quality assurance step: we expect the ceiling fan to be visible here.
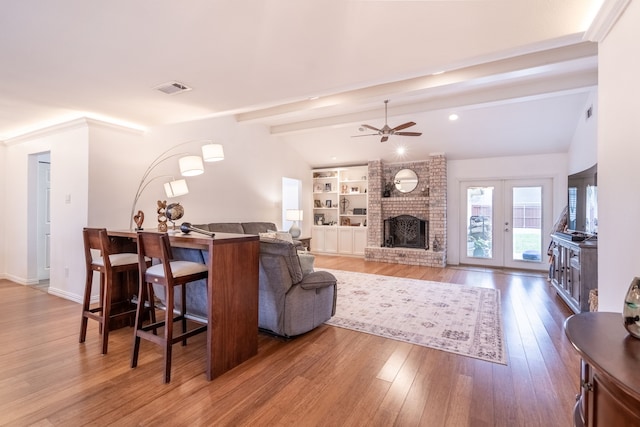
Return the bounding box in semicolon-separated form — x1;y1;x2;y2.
353;99;422;142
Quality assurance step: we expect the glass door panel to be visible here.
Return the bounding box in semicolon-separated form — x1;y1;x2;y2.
460;181;503;267
510;186;542;262
466;186;494;259
504;179;552;270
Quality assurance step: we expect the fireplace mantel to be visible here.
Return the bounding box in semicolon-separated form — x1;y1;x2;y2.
381;196;429;202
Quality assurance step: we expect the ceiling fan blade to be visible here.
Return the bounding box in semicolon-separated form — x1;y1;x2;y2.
351;133;379;138
361;124;381;132
392;121;416;131
395;132;422;136
381;136;389;143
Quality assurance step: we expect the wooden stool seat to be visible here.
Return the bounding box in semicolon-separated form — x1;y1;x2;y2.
131;231;209;383
79;228;148;355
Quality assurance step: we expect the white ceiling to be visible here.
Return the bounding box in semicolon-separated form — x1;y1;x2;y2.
0;0;603;166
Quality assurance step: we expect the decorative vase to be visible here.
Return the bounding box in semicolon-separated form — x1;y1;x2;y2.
623;277;640;338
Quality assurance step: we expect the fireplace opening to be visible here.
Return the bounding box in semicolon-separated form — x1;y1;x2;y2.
383;215;428;249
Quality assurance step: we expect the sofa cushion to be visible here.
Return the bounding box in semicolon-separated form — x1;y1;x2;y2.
242;222;278;235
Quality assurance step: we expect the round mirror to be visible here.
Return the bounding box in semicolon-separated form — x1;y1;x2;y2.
394;168;418;193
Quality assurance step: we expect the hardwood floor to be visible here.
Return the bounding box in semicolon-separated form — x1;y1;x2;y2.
0;256;580;426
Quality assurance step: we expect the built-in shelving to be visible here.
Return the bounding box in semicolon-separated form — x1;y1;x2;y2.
312;165;368;255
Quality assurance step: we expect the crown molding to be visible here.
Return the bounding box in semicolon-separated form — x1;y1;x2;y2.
2;117;144;146
584;0;632;42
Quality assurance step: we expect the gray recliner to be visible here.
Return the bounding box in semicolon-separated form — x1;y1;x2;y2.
258;237;337;337
152;233;336;338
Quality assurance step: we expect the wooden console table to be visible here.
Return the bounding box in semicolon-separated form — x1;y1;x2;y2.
108;229;259;381
564;312;640;426
296;236;311;251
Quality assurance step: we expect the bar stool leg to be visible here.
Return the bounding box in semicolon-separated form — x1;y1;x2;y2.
181;283;188;346
131;276;147;369
79;270;94;343
164;284;174;383
98;272;105;335
147;283;158;334
101;269;113;355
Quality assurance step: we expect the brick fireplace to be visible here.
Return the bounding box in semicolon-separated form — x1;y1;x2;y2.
365;154;447;267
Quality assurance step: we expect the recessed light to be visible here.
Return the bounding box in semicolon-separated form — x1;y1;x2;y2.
396;147;406;155
449;113;459;121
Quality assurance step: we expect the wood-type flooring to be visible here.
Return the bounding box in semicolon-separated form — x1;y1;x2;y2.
0;255;580;426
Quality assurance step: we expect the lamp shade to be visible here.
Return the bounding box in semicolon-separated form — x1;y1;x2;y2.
202;143;224;162
179;155;204;176
164;179;189;197
286;209;303;221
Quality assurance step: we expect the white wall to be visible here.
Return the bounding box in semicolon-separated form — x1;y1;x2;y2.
137;116;312;231
0;143;5;278
0;115;312;302
87;121;145;229
597;0;640;312
568;87;599;174
3;121;89;297
447;153;568;265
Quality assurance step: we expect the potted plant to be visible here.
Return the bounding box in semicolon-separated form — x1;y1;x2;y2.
471;236;490;257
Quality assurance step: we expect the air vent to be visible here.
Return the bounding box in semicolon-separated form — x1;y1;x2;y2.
154;81;192;95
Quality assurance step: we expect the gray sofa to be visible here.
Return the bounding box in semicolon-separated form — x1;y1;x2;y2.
155;222;337;337
192;221;279;235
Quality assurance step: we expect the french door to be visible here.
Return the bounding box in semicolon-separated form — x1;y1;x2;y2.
459;178;552;270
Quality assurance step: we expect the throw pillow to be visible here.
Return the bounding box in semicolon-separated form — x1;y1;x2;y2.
275;231;294;243
259;231;277;240
298;251;315;275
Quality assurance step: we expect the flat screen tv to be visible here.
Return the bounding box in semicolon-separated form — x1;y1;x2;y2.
567;164;597;235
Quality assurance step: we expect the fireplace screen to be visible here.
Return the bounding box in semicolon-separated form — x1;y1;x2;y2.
383;215;428;249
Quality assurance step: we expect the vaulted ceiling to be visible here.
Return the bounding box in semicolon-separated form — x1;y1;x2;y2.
0;0;603;166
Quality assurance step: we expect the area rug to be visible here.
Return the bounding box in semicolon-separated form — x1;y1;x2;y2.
321;269;506;365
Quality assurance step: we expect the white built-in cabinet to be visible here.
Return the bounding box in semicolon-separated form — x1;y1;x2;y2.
312;165;368;255
312;226;338;253
338;227;367;255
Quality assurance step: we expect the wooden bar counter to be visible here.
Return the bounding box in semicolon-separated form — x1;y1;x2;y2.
108;229;260;381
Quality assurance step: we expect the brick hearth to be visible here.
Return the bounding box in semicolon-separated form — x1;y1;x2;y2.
365;154;447;267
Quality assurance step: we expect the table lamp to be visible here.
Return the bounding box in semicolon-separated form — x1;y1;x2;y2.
286;209;303;238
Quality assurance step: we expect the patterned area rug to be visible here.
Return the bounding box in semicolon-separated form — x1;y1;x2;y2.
321;269;506;365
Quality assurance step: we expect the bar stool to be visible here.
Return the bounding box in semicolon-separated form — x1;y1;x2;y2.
131;231;209;383
79;227;145;355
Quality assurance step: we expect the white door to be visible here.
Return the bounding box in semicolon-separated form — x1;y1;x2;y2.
460;178;552;270
37;160;51;280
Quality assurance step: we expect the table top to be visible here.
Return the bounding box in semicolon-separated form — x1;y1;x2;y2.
565;312;640;399
108;229;258;244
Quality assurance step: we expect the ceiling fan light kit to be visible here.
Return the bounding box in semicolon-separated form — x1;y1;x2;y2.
352;100;422;143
